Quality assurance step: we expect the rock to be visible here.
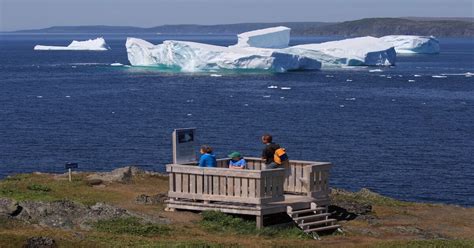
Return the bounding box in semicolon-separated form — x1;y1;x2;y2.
17;200;87;229
15;200;131;229
85;178;103;186
86;166;135;183
88;202;129;220
0;197;21;217
135;193;168;205
85;166;164;184
332;201;372;216
329;188;374;221
23;236;57;248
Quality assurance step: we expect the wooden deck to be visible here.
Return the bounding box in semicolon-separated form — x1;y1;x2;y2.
166;157;332;228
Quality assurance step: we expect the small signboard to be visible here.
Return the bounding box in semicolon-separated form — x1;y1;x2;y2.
172;128;197;164
65;162;78;169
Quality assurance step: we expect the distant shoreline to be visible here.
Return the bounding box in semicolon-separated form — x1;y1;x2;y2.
4;17;474;37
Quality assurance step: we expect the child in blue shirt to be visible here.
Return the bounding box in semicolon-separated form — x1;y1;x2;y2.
228;152;246;169
198;145;217;167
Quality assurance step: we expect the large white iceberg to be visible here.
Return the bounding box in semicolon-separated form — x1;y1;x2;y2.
126;27;400;71
34;37;110;51
231;26;291;49
291;36;396;66
380;35;440;54
126;38;321;72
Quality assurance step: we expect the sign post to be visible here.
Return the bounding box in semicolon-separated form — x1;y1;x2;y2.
65;162;78;182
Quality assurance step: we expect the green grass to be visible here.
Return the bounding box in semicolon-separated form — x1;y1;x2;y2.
200;211;310;240
331;188;413;207
93;217;171;237
0;173;122;205
26;183;51;192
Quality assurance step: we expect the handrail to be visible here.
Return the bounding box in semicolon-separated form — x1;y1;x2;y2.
167;164;285;205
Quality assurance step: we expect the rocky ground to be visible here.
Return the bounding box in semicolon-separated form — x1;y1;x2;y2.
0;166;473;247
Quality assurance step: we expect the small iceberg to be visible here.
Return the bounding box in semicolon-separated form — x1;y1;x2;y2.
110;63;123;66
34;37;111;51
432;75;447;78
267;85;278;89
210;74;222;77
280;87;292;90
369;69;383;72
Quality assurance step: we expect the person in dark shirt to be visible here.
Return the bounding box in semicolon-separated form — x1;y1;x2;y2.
261;134;280;169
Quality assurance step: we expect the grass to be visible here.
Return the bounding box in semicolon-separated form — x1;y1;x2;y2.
93;217;171;237
26;183;51;192
374;239;474;248
200;211;310;240
0;173;122;205
331;188;413;207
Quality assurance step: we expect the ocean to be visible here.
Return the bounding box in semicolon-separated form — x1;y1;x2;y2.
0;34;473;206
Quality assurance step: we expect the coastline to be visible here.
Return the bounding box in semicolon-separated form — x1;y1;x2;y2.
1;166;473;247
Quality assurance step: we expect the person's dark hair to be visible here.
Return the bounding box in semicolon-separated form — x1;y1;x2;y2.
262;134;272;143
201;145;213;154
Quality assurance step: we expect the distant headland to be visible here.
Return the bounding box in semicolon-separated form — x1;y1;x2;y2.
8;17;474;37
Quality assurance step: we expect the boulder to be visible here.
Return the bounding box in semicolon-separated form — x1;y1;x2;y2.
135;193;168;205
86;166;137;183
23;237;57;248
0;197;21;217
15;200;131;229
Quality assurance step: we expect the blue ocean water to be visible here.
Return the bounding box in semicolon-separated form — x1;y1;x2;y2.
0;34;473;206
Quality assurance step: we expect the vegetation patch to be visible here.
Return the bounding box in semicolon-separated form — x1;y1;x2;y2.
200;211;310;239
26;184;51;192
93;217;171;237
331;188;413;207
0;174;122;205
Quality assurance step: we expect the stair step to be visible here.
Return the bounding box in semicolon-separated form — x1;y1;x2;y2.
299;218;337;227
290;207;326;215
293;213;331;222
303;224;342;233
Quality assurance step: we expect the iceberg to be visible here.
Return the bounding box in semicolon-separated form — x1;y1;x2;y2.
290;36;396;66
125;38;321;72
230;26;291;49
380;35;440;54
34;37;110;51
125;27;400;72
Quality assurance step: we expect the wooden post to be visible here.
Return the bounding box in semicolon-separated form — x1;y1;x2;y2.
65;162;78;182
256;214;263;229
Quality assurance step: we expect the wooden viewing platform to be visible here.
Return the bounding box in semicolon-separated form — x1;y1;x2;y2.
166;157;339;233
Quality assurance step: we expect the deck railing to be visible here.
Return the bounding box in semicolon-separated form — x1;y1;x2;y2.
243;157;331;199
283;160;332;199
167;164;285;205
167;157;332;204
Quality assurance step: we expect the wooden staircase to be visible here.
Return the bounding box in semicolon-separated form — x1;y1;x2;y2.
287;203;341;239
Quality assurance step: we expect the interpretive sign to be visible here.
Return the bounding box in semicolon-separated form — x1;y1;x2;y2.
172;128;197;164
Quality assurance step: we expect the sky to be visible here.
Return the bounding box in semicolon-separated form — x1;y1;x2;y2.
0;0;473;31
